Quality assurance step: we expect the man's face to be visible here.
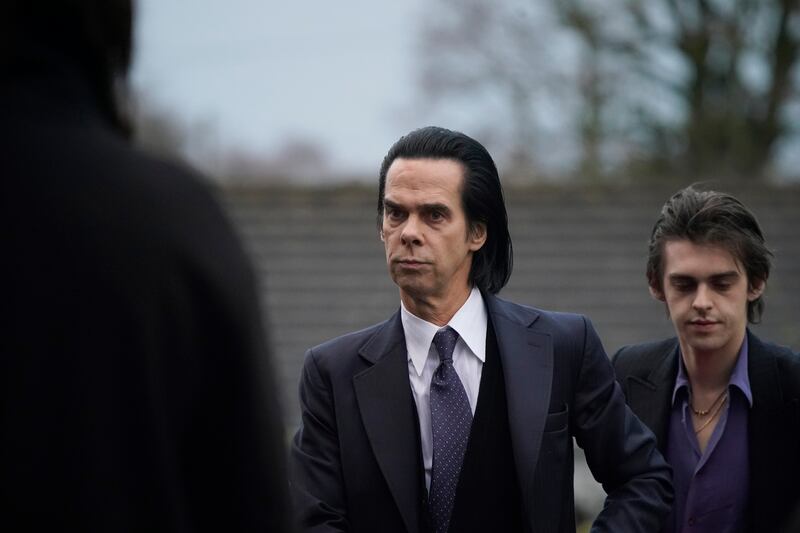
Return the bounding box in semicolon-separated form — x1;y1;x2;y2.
651;240;764;358
380;158;486;305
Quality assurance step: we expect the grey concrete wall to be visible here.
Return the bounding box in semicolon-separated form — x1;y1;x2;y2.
223;184;800;428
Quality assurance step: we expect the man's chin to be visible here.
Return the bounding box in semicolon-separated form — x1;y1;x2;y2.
682;334;727;356
397;284;429;298
395;279;434;302
392;271;425;288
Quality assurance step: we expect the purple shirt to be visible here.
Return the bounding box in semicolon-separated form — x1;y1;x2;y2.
664;337;751;533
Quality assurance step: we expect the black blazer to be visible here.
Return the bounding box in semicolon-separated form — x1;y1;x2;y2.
291;293;673;533
612;331;800;533
1;60;289;531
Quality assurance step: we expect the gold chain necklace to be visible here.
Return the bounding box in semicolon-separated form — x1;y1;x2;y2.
693;392;728;434
689;387;728;416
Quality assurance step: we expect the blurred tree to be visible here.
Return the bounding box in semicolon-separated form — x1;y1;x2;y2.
130;92;332;185
559;0;800;179
416;0;563;179
418;0;800;181
223;138;331;185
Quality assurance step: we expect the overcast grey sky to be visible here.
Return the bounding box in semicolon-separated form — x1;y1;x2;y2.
131;0;434;177
130;1;800;182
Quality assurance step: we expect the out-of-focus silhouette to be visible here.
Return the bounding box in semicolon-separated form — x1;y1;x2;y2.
0;1;290;531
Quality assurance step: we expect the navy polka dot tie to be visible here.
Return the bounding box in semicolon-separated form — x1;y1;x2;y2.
428;326;473;533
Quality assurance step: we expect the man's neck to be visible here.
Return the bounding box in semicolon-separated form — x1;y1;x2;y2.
400;286;473;326
680;330;746;392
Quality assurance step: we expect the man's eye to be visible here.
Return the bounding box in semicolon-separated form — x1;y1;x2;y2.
673;281;694;292
429;211;444;221
386;209;403;220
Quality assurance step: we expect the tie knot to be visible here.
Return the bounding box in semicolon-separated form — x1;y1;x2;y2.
432;326;459;363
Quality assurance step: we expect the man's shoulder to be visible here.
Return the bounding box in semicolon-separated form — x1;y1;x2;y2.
7;116;227;246
305;315;400;368
614;338;678;359
612;338;678;378
94;138;225;229
750;332;800;386
488;294;587;331
750;332;800;360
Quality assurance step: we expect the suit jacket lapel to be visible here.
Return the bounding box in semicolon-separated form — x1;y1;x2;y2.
624;343;677;448
484;295;552;510
353;312;422;533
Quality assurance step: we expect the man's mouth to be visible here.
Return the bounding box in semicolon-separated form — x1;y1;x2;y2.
395;259;430;269
688;319;720;329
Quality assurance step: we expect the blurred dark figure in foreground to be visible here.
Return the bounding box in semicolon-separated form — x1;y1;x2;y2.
0;1;290;532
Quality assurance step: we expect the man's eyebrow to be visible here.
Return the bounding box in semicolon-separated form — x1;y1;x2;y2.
420;203;450;213
383;199;403;210
667;271;740;281
709;271;740;281
383;200;451;213
667;274;695;282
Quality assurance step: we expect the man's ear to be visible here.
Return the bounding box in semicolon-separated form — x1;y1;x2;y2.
748;278;766;301
379;228;385;243
468;222;487;251
649;284;666;302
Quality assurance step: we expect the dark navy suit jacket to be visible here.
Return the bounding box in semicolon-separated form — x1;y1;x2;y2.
291;293;673;532
613;331;800;533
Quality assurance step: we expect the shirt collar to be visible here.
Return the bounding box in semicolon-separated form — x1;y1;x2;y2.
729;334;753;405
401;287;487;376
672;334;753;407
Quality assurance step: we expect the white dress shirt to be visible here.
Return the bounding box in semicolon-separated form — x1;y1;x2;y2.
401;287;487;490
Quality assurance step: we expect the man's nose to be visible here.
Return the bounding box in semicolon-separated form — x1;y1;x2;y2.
692;284;713;311
400;216;423;247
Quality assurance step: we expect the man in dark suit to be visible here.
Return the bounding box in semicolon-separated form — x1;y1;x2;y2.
613;186;800;533
290;126;673;533
0;1;289;531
